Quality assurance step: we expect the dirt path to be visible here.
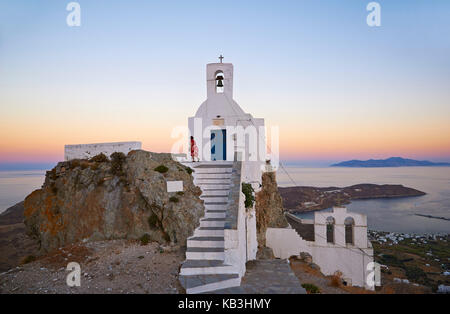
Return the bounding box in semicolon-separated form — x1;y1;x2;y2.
0;240;185;294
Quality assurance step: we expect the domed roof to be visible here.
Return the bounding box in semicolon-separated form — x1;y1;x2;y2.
195;94;247;119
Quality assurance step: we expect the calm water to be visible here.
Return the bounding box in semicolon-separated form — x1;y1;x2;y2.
277;167;450;234
0;171;46;214
1;167;449;234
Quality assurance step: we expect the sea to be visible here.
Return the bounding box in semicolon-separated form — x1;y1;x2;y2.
0;167;449;234
277;166;450;234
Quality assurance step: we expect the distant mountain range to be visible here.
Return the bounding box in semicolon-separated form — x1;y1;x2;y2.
330;157;450;168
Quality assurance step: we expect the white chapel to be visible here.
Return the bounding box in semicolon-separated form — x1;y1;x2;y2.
187;56;267;185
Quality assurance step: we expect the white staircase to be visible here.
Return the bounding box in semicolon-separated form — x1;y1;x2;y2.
179;161;242;294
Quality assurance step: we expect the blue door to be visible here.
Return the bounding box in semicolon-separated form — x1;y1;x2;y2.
211;129;226;161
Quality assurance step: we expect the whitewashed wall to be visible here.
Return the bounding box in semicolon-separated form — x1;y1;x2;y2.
64;142;142;161
266;207;374;290
223;161;259;278
223;189;248;277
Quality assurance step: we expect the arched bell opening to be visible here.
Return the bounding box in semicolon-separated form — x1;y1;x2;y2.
345;217;355;245
215;71;224;93
326;216;335;244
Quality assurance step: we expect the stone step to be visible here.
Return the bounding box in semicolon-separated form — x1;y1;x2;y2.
187;236;225;248
195;179;231;185
205;203;228;211
195;173;232;179
204;212;226;219
200;196;228;203
186;247;225;260
192;163;233;168
194;227;225;237
200;218;226;228
180;260;236;276
201;190;229;196
194;168;233;174
199;184;231;190
180;274;240;294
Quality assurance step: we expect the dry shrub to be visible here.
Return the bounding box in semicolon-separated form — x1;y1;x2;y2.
329;271;343;287
20;255;36;265
70;159;81;169
89;153;109;163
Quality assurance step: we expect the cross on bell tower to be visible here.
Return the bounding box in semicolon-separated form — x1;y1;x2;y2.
218;55;224;63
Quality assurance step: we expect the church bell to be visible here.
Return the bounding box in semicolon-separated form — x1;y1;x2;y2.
216;75;224;88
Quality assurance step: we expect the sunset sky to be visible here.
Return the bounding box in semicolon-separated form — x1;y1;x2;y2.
1;0;449;168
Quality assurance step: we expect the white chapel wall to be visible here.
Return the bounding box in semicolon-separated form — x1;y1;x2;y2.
64;141;142;161
266;207;374;289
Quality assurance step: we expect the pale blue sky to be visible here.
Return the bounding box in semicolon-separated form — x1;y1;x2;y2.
1;0;449;167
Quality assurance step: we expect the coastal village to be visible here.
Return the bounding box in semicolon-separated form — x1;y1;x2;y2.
0;59;448;294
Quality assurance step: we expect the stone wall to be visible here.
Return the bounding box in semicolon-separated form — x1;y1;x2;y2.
64;142;142;161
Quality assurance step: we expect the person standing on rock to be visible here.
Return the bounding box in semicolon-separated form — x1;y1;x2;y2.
190;136;199;162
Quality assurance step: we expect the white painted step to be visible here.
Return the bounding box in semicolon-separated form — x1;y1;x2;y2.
200;196;228;203
201;190;229;196
186;276;241;294
180;261;236;275
194;168;233;174
195;173;232;179
199;184;231;190
194;228;224;237
186;247;225;260
195;179;231;184
204;212;226;219
187;236;225;248
205;204;228;210
200;219;225;228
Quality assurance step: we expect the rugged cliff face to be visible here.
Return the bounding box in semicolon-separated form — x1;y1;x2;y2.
24;150;204;252
255;171;288;247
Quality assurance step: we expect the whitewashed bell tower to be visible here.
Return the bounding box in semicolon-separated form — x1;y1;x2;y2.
188;56;267;185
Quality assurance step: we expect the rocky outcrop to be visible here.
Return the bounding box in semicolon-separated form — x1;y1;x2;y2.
24;150;204;252
255;171;288;247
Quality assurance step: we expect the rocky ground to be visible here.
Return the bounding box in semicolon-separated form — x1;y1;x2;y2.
289;255;431;294
0;239;185;294
0;202;40;272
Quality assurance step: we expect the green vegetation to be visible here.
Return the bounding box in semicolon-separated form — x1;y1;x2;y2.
404;266;429;286
372;235;449;292
169;196;179;203
176;191;184;196
140;234;151;246
301;283;321;294
242;182;255;208
154;165;169;173
185;167;193;175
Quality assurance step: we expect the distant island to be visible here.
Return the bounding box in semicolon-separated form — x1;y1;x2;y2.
331;157;450;168
279;184;426;213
